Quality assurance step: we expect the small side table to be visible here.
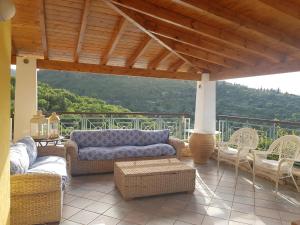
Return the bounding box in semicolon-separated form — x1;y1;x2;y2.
34;136;64;147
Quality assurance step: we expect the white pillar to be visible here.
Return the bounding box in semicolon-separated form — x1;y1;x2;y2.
14;56;37;141
194;73;216;134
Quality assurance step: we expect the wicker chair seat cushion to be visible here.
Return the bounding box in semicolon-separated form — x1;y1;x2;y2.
78;143;176;160
71;129;169;148
10;143;30;175
220;147;249;160
28;156;68;186
255;157;291;174
18;136;38;166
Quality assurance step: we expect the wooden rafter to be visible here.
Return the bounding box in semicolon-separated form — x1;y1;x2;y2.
145;20;258;66
158;36;242;68
111;0;283;63
211;59;300;81
183;55;223;72
169;59;184;72
101;16;127;65
39;0;48;59
74;0;91;62
126;36;151;67
258;0;300;21
176;0;300;55
28;58;200;80
148;50;172;69
106;1;204;72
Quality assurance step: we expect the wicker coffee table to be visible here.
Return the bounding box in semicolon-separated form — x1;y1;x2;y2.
114;158;195;200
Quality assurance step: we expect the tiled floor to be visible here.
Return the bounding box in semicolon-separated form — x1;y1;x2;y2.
61;159;300;225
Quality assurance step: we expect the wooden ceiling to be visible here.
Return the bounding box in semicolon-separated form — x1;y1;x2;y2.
11;0;300;81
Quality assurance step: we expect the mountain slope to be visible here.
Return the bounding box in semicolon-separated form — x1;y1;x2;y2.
38;70;300;121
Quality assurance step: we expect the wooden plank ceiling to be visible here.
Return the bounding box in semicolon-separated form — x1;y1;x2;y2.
12;0;300;81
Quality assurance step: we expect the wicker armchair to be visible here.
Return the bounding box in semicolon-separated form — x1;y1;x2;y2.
252;135;300;194
66;137;184;176
11;146;66;225
217;128;259;181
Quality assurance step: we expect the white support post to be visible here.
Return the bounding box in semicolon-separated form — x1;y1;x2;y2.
194;73;216;134
14;56;37;141
189;73;216;164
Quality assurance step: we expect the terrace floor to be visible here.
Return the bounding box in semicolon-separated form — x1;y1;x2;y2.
60;158;300;225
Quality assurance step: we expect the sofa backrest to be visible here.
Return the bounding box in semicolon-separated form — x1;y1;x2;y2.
18;136;38;167
10;143;30;175
70;129;169;148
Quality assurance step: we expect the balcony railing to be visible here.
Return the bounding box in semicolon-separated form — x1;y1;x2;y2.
55;112;191;140
42;112;300;149
218;115;300;149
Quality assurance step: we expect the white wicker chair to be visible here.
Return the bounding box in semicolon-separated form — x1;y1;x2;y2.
217;128;259;180
252;135;300;194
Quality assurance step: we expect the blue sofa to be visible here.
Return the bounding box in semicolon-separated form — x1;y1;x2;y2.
65;129;184;175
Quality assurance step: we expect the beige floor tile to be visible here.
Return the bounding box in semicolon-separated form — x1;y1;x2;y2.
173;220;193;225
99;194;123;204
231;203;254;214
67;197;95;209
104;206;133;220
162;198;187;209
233;196;254;206
185;202;208;214
60;220;82;225
62;205;81;219
210;199;232;210
145;217;175;225
85;201;112;214
254;207;280;220
254;215;282;225
122;211;152;225
230;211;256;224
206;207;231;220
83;190;106;200
228;221;248;225
118;221;139;225
280;211;300;222
89;215;120;225
68;210;99;224
202;215;229;225
255;199;280;210
63;194;77;204
177;211;205;225
213;193;234;202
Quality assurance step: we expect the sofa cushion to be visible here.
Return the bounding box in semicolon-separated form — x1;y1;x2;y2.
138;130;169;146
10;143;30;175
28;156;68;187
78;144;176;160
71;129;169;148
18;136;37;166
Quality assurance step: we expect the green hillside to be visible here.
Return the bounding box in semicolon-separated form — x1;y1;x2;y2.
10;77;130;114
37;70;300;121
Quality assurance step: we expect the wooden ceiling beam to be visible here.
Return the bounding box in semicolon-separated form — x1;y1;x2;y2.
148;50;172;69
211;59;300;81
182;55;223;73
39;0;48;59
169;59;184;72
101;16;127;65
257;0;300;21
32;58;201;81
74;0;91;62
111;0;283;63
158;36;242;68
176;0;300;54
106;1;204;72
146;21;257;66
126;36;151;67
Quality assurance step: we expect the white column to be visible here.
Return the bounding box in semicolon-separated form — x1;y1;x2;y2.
14;56;37;141
194;73;216;134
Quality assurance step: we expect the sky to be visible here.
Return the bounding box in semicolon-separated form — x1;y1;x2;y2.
226;72;300;96
11;65;300;95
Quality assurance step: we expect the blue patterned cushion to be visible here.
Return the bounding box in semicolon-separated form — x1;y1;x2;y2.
71;129;169;148
78;144;176;160
28;156;68;188
138;130;169;146
18;136;37;166
10;143;30;175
